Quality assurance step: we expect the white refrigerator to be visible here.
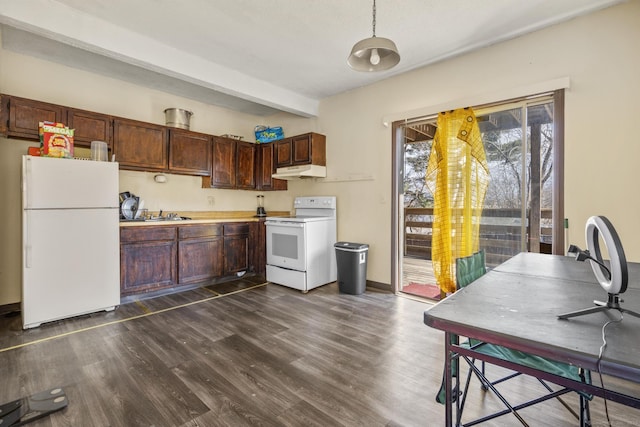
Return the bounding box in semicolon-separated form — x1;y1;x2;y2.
22;155;120;329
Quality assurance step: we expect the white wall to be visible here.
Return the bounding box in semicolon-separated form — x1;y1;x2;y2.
276;1;640;286
1;1;638;304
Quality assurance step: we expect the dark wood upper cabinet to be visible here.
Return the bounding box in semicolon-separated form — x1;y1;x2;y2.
168;129;211;176
257;142;287;191
113;118;168;171
206;137;258;190
1;94;321;183
209;136;236;188
275;138;292;168
5;95;66;140
236;140;256;190
275;132;326;168
67;108;113;149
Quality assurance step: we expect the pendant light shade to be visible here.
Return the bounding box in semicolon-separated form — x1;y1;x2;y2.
348;0;400;72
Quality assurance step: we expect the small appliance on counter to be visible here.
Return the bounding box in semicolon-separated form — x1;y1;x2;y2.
119;191;145;220
255;195;267;217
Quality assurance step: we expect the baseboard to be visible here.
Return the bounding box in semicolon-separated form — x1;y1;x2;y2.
366;280;392;293
0;302;20;317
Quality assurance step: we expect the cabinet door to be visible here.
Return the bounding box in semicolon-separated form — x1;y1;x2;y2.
236;140;256;190
275;133;326;167
257;143;287;191
224;235;249;274
291;134;313;165
7;96;66;140
67;108;113;149
223;223;250;274
120;226;177;296
210;136;236;188
168;129;211;176
275;138;293;168
120;240;177;296
114;118;167;171
178;238;223;284
292;133;326;166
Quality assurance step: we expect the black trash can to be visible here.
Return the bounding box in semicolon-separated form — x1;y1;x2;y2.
334;242;369;295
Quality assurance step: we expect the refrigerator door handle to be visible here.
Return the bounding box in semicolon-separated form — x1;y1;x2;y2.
23;156;31;209
24;211;32;268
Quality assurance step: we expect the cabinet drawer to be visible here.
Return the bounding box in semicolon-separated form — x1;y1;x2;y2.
178;224;222;239
120;226;176;243
223;223;250;236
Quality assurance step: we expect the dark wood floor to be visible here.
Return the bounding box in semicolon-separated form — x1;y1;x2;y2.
1;277;639;426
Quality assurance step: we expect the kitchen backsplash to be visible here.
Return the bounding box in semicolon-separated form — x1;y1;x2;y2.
119;169;294;213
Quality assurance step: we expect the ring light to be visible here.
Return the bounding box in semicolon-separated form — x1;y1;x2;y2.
585;216;627;295
558;216;640;320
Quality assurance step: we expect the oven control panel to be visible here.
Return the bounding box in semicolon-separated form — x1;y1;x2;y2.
293;196;336;209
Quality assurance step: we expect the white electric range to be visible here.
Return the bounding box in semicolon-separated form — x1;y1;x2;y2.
265;196;337;292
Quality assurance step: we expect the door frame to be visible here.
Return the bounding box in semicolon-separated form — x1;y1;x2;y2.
390;90;565;294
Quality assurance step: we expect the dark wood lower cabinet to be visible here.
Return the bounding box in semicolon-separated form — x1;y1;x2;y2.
223;223;250;274
178;224;223;285
254;219;266;275
120;221;260;297
120;226;177;296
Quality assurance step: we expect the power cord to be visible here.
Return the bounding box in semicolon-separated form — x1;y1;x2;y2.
596;311;624;427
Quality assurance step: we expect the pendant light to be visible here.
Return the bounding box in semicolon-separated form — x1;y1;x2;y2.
348;0;400;72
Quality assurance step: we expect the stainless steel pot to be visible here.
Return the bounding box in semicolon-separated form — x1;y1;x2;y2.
164;108;193;130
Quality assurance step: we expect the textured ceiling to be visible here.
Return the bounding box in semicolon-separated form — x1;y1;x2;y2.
0;0;624;116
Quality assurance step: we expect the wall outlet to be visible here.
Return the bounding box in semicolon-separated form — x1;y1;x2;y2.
207;196;215;206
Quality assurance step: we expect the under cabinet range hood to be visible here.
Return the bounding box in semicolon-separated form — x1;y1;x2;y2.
272;164;326;180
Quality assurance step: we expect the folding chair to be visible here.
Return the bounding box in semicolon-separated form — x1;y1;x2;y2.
435;250;592;426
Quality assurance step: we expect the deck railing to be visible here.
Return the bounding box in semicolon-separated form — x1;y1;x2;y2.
404;207;553;266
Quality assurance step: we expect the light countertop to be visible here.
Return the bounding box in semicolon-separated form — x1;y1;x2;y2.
119;210;289;227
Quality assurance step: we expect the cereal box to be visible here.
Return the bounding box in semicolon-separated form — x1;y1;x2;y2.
39;121;74;158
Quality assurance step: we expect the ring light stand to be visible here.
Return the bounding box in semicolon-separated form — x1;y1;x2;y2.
558;216;640;320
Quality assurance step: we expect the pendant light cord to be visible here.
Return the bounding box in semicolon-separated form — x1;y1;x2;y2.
372;0;377;37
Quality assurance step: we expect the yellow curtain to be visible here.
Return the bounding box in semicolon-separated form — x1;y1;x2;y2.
426;108;489;294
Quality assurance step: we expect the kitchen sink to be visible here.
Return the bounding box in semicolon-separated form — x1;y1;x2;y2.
120;214;191;222
144;215;190;222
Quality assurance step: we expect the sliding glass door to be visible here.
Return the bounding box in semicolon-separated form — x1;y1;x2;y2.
392;92;562;296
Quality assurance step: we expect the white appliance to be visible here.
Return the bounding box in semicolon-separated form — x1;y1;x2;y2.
266;196;337;292
22;155;120;329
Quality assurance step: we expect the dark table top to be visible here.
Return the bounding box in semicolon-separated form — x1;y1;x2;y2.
424;252;640;382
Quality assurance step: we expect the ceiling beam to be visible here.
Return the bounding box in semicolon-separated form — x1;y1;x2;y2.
0;0;319;117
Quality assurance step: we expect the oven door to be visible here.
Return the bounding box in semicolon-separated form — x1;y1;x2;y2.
266;221;306;272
